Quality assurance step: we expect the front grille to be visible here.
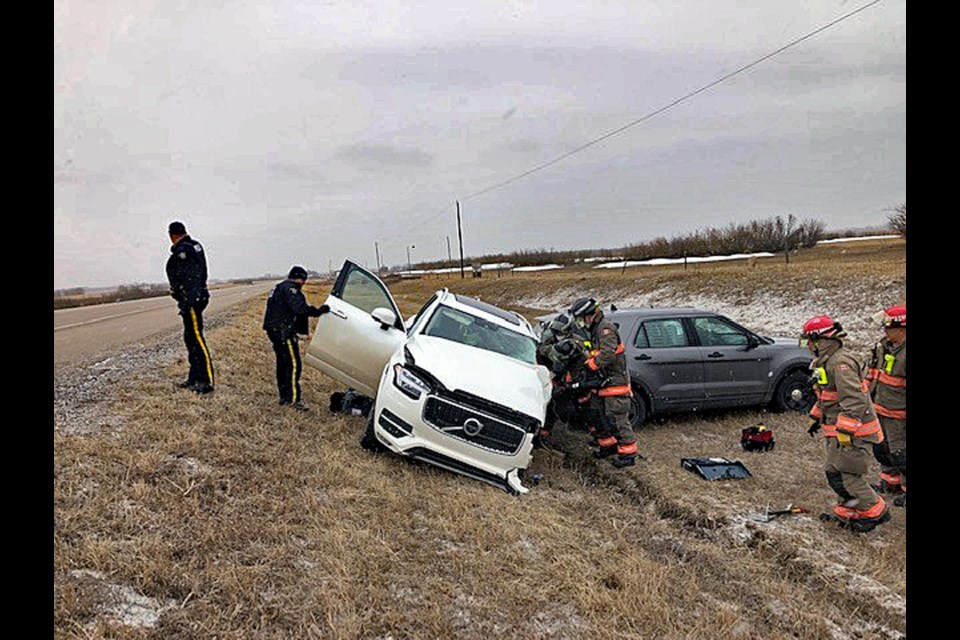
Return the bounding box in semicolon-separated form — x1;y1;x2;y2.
379;408;413;438
435;388;542;434
422;396;527;454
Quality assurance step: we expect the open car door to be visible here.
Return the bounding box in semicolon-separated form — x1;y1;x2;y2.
305;260;406;396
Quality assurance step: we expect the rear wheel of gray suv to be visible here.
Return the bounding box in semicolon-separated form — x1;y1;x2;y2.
360;412;387;452
628;393;648;431
772;370;815;413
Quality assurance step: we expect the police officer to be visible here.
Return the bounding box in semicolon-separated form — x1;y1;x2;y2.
569;298;639;468
263;266;329;410
801;315;889;532
165;221;214;394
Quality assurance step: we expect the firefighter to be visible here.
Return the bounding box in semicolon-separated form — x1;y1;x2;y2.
801;315;890;532
569;298;639;468
866;305;907;507
262;266;329;410
535;313;593;445
165;221;214;394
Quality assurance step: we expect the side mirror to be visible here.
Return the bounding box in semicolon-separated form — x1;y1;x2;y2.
746;334;760;350
371;307;398;330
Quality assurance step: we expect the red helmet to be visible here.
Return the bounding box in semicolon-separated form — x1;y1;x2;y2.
881;305;906;328
800;315;844;339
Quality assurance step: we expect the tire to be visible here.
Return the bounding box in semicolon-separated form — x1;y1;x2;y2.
771;370;815;413
628;392;648;431
359;412;386;452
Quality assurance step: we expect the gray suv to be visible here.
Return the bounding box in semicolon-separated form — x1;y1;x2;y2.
538;307;814;429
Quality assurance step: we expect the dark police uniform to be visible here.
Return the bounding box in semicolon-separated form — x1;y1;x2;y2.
263;275;325;405
166;234;214;391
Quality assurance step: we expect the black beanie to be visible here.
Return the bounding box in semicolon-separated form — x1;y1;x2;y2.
288;266;308;280
168;221;187;235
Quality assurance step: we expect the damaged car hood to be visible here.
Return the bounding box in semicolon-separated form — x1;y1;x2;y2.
405;335;551;421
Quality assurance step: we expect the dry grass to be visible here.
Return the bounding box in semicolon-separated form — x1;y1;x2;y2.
54;239;906;639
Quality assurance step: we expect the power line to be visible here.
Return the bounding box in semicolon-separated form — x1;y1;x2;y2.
459;0;884;203
392;0;885;260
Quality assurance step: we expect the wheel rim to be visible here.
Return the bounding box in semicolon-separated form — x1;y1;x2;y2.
783;383;813;412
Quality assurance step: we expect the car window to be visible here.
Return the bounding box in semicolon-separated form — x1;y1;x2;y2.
407;293;439;335
634;324;649;348
423;305;538;365
693;316;748;347
638;319;689;348
340;265;395;315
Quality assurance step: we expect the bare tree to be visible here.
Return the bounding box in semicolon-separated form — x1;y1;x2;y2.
888;203;906;236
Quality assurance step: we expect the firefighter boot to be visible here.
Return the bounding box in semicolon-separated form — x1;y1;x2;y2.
819;499;859;528
893;486;906;507
610;440;639;468
593;436;618;459
871;473;902;495
850;498;890;533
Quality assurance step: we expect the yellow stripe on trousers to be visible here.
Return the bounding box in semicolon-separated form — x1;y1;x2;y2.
190;308;214;384
287;339;298;402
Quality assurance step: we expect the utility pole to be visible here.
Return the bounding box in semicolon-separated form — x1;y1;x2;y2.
457;200;465;279
375;241;381;273
446;235;452;262
407;244;415;271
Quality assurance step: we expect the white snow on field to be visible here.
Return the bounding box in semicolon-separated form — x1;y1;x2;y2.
594;252;776;269
513;264;564;272
512;276;904;353
817;235;900;244
70;570;176;629
396;262;516;277
581;256;624;263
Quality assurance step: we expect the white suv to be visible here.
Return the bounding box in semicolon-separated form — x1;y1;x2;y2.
305;260;552;494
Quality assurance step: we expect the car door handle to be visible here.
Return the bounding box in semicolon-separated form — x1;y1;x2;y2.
707;352;724;358
329;309;347;319
634;354;652;361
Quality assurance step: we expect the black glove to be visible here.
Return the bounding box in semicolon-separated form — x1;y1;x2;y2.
807;420;821;437
316;304;331;316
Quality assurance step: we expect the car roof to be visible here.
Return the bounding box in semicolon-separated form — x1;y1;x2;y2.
536;307;716;323
436;290;535;337
607;307;715;319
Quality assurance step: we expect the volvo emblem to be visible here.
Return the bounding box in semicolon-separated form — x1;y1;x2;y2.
462;417;484;437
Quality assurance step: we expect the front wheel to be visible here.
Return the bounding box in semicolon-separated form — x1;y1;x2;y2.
628;393;648;431
360;412;387;452
771;370;815;413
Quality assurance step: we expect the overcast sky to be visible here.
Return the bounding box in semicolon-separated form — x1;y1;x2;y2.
54;0;906;289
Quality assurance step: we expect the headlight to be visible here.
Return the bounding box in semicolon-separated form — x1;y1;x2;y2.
393;364;431;400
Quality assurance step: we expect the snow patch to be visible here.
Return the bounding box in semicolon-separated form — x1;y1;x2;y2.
594;252;776;269
817;235;900;244
512;264;564;272
69;570;176;629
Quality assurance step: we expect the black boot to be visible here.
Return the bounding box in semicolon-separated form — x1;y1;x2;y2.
850;509;891;533
893;494;906;508
871;479;901;495
610;455;636;469
193;382;215;395
593;445;618;459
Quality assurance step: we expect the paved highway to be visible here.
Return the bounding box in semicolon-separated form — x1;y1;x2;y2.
54;283;273;365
